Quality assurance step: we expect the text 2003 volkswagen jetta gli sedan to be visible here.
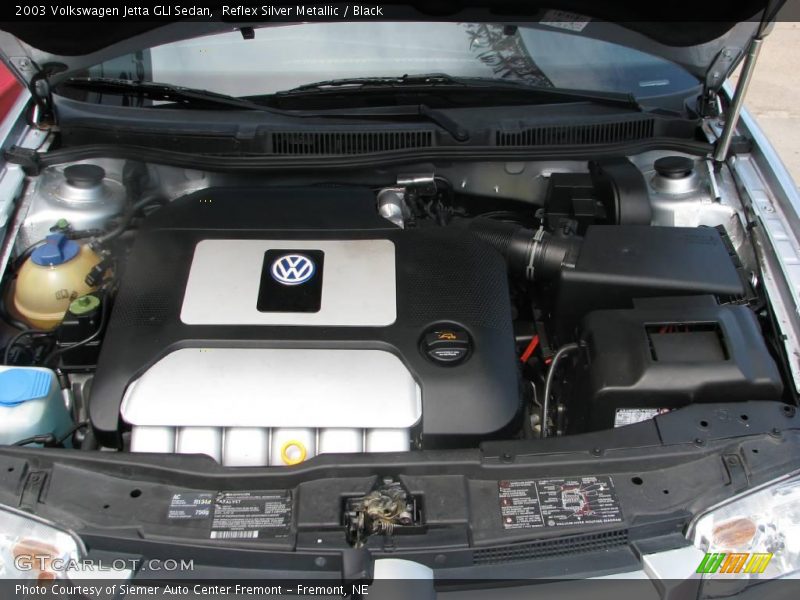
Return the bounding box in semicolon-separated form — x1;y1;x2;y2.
0;1;799;597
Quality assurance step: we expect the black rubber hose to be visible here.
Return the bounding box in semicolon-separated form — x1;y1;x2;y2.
468;217;581;281
93;194;167;246
3;328;48;365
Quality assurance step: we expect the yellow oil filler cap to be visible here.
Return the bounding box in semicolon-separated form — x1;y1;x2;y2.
13;233;101;330
280;440;308;465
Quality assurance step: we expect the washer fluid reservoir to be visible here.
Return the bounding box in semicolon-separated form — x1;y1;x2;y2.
13;233;102;329
0;366;73;445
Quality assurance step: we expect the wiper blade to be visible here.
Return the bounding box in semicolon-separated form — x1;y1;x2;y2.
62;77;470;141
280;73;462;93
63;77;281;113
278;74;642;111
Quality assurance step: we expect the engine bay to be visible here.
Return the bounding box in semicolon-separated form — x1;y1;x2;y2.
0;153;791;466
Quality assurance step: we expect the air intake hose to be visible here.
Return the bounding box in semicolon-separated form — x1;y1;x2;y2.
469;217;581;281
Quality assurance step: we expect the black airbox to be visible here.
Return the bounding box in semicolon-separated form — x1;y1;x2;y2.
568;295;783;432
554;225;746;341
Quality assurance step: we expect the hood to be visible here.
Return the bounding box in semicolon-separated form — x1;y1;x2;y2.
0;1;787;87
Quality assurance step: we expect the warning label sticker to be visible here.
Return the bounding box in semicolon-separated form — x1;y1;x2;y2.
614;408;671;428
210;491;291;540
540;10;591;32
498;480;545;529
499;476;622;529
167;492;213;520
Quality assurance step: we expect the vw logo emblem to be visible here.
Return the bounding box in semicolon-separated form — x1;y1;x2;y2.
271;254;316;286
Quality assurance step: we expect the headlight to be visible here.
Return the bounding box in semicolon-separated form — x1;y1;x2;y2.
0;504;84;580
689;471;800;581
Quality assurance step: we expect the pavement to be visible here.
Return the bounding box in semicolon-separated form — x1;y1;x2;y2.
736;22;800;186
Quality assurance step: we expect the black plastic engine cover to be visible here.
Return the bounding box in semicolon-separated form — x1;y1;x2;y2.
90;186;520;446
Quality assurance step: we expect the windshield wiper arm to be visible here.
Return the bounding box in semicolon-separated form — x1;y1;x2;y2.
414;104;469;141
62;77;470;141
63;77;284;113
277;74;642;111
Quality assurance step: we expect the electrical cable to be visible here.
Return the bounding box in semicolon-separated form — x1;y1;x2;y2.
56;421;88;445
541;342;582;439
3;328;48;365
12;421;88;447
12;434;55;446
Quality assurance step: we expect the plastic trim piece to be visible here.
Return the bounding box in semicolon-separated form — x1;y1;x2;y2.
120;347;422;429
11;139;715;174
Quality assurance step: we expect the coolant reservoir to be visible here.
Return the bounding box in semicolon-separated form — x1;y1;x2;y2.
13;233;101;329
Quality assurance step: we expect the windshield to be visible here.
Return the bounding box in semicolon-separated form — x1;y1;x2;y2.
80;22;699;100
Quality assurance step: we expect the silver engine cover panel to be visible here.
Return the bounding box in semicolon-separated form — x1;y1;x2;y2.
121;348;421;466
181;239;397;326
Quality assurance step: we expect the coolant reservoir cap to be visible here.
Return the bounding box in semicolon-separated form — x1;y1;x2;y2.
31;233;80;266
0;369;52;406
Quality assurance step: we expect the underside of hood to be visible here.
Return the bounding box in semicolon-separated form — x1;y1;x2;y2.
0;0;787;85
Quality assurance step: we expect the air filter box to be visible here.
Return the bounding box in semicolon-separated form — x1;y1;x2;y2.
567;296;783;432
553;225;747;342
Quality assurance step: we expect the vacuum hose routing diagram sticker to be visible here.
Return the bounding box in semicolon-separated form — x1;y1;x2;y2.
499;476;623;529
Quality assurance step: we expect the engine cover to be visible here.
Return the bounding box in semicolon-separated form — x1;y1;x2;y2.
91;186;520;458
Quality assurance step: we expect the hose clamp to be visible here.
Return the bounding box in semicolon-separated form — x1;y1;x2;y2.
526;227;546;281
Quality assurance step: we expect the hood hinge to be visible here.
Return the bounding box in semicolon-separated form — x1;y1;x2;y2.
28;70;56;129
699;47;742;118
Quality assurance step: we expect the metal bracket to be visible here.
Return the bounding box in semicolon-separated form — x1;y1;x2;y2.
700;47;742;117
396;173;437;197
705;47;742;93
705;159;722;201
